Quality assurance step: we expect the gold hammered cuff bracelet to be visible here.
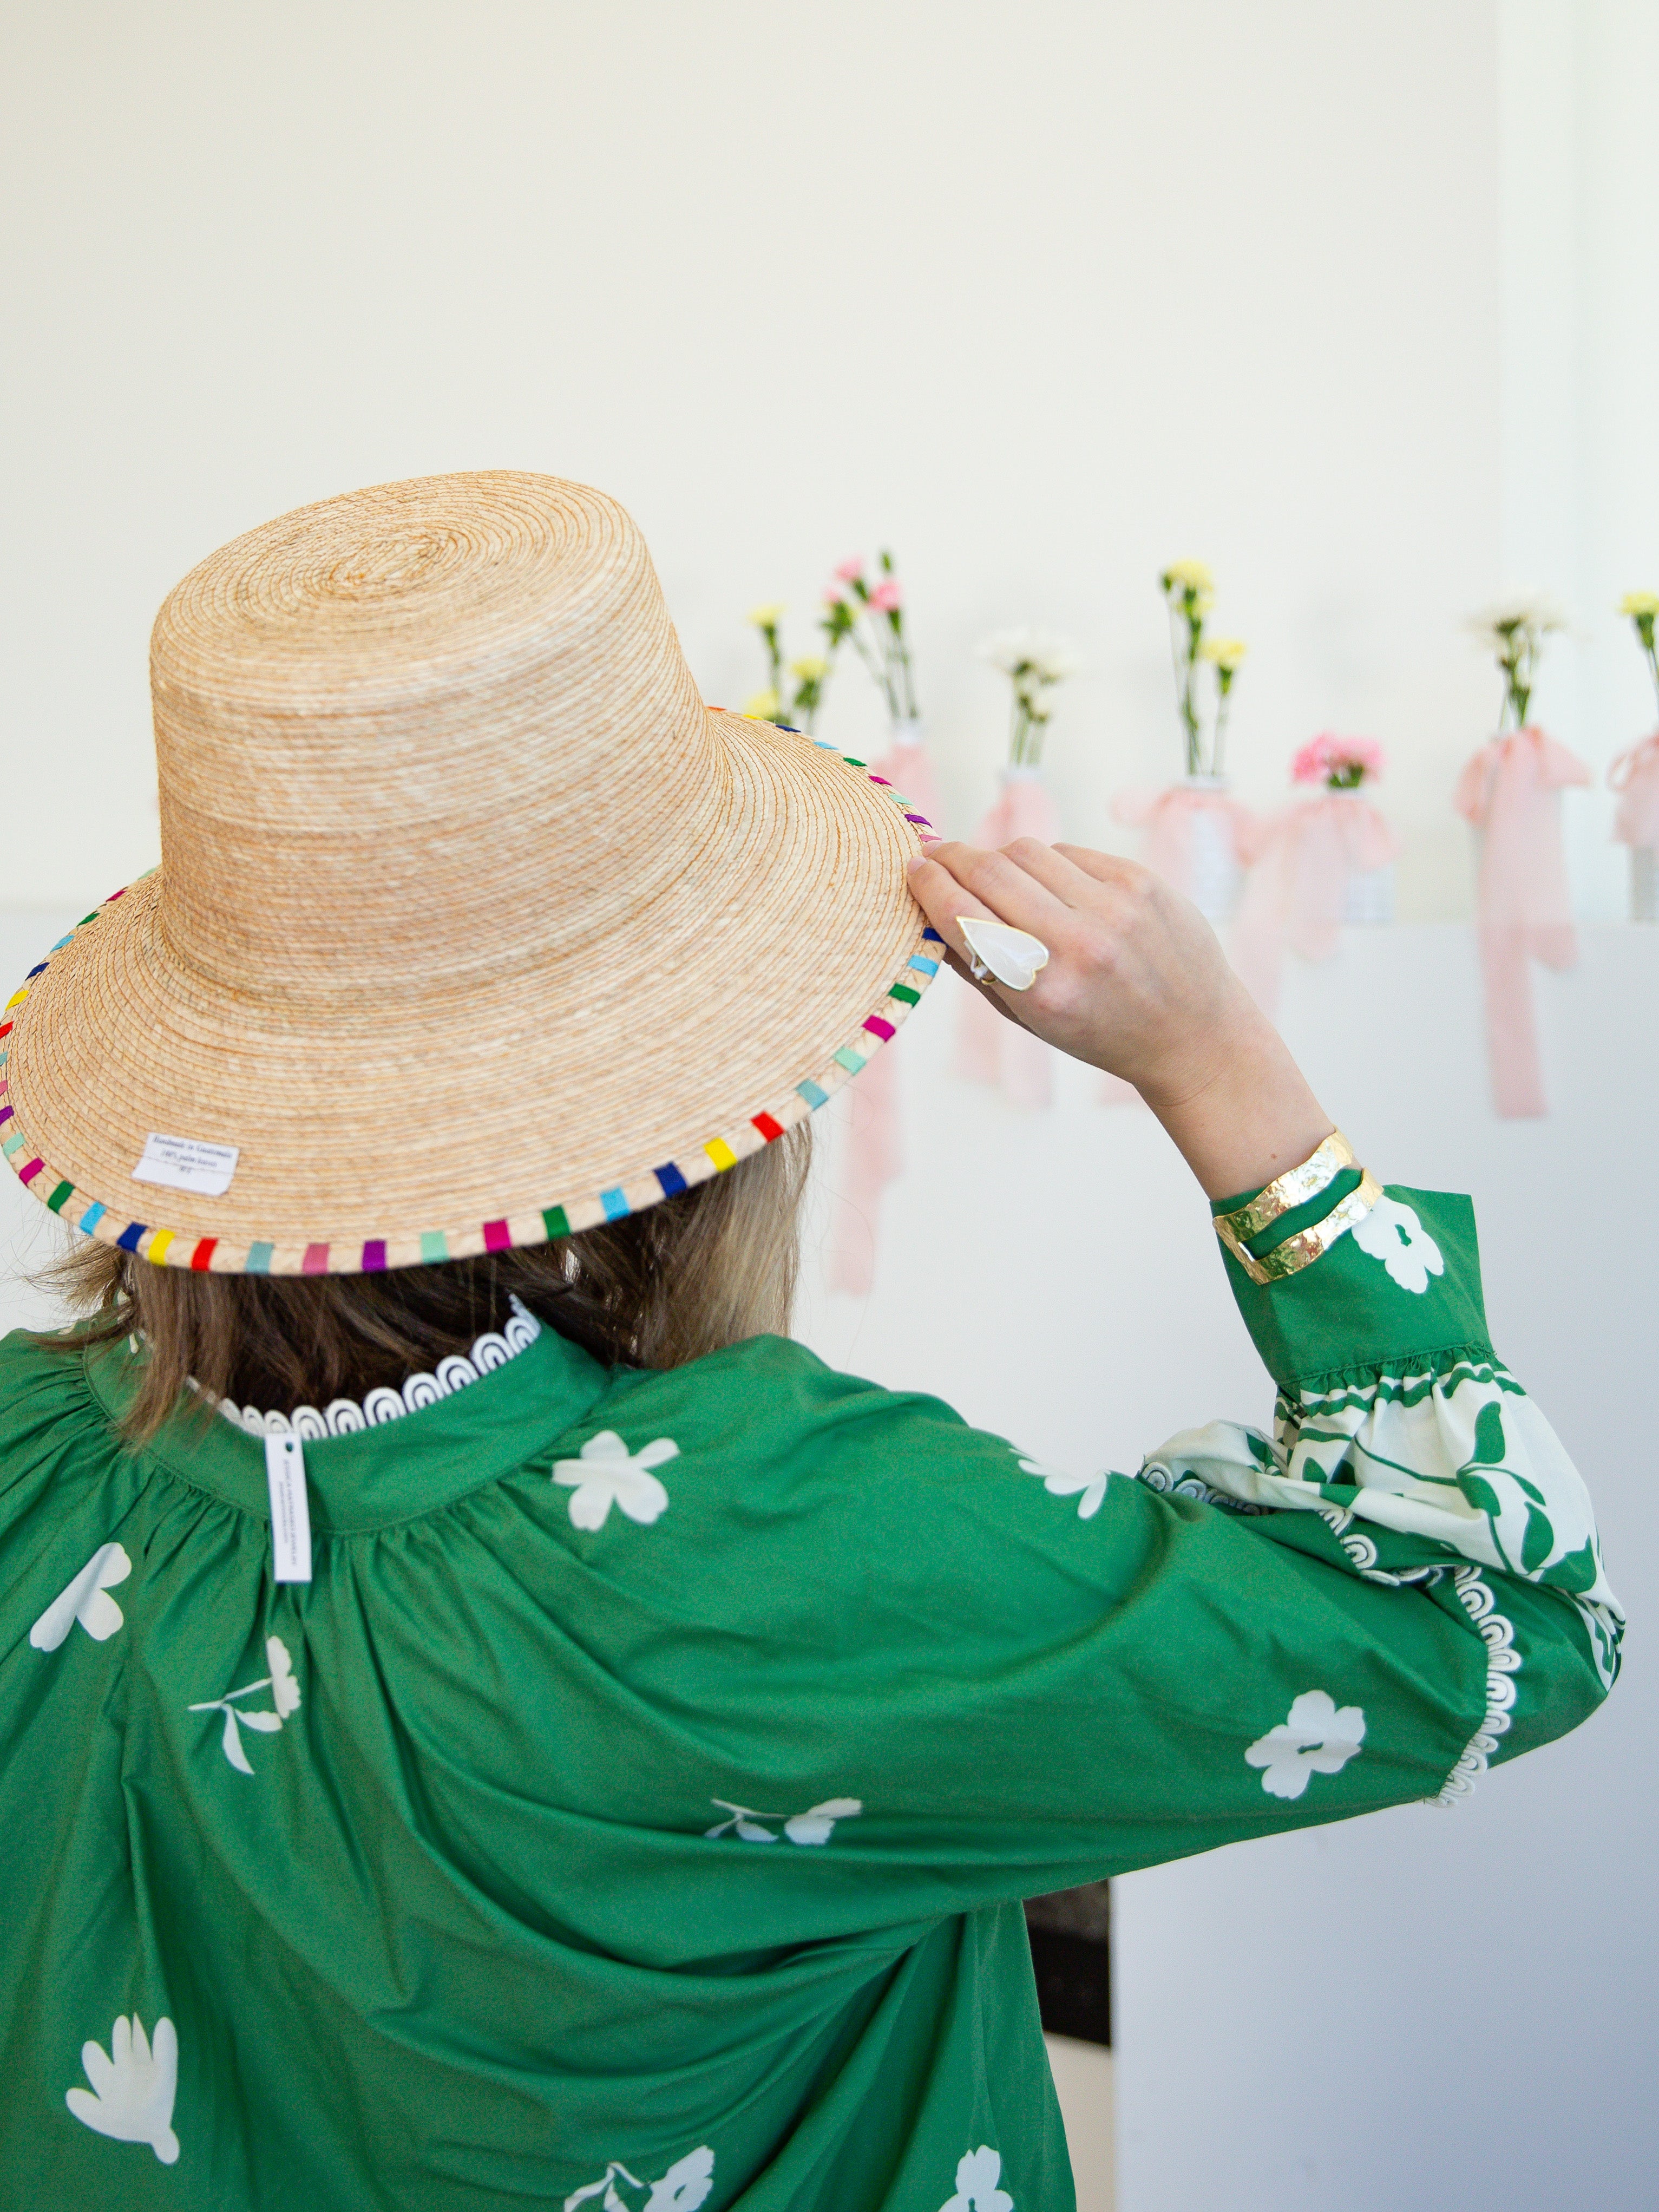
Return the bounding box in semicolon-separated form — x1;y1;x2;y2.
1212;1129;1382;1286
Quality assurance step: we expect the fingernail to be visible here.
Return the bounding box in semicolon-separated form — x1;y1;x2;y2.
906;854;928;873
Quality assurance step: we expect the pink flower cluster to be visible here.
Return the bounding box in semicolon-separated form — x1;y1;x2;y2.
825;555;902;613
1292;732;1385;788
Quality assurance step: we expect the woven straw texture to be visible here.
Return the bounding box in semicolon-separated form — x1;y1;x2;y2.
1;472;937;1273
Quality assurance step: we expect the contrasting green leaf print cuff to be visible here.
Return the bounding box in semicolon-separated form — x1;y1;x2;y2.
1219;1185;1491;1389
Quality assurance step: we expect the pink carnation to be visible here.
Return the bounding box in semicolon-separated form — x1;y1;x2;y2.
832;556;864;583
1291;732;1385;788
868;579;902;613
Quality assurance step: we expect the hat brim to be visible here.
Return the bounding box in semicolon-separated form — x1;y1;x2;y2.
0;713;942;1272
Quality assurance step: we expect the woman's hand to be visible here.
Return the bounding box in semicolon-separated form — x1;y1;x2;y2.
906;837;1334;1200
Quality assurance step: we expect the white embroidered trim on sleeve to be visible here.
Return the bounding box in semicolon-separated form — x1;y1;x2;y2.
1428;1567;1520;1807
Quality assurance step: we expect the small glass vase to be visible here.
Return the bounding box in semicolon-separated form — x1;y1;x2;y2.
1631;847;1656;924
1329;789;1395;924
1182;773;1244;922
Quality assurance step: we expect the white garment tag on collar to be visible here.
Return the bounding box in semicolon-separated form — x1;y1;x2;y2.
132;1133;239;1196
265;1434;312;1583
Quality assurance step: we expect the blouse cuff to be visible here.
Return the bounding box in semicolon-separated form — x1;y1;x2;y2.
1217;1183;1492;1390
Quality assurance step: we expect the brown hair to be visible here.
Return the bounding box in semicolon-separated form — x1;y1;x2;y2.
39;1125;812;1443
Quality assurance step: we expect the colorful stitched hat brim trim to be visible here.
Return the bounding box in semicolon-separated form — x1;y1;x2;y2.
1;739;942;1274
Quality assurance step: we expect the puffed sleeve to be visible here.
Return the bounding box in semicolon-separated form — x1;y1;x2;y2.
644;1178;1618;1908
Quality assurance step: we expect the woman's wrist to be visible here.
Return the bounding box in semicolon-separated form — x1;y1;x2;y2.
1136;996;1333;1202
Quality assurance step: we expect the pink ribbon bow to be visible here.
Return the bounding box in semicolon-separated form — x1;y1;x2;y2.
1453;727;1590;1118
1096;783;1261;1104
1231;792;1397;1018
827;731;941;1297
1609;732;1659;848
1111;783;1261;896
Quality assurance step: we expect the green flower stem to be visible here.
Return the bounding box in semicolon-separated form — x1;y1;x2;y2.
1493;620;1541;729
1631;612;1659;715
1212;665;1235;780
1009;703;1047;769
1166;593;1205;776
888;612;919;721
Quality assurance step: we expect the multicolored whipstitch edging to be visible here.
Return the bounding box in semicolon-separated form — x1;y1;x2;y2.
0;735;943;1274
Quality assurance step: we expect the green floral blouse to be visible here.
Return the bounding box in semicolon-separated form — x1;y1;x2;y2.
0;1182;1618;2210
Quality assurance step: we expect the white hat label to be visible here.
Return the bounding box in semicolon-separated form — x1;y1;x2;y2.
132;1133;239;1196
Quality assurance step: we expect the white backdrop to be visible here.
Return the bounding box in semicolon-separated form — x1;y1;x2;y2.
4;5;1658;2208
4;0;1509;918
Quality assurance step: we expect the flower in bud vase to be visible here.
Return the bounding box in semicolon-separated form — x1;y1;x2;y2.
1464;594;1565;731
1113;561;1258;924
825;551;923;747
975;629;1081;769
1231;735;1398;1021
1610;591;1659;922
1454;594;1590;1118
951;629;1081;1112
830;552;938;820
1291;735;1395;924
741;599;847;735
1197;636;1248;778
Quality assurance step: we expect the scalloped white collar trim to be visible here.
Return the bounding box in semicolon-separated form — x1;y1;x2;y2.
211;1295;543;1439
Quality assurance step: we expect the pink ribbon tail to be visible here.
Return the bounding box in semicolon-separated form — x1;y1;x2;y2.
1455;728;1590;1118
1610;732;1659;847
1230;794;1396;1020
827;730;941;1294
827;1042;903;1295
831;734;947;1292
1476;927;1547;1117
954;775;1058;1108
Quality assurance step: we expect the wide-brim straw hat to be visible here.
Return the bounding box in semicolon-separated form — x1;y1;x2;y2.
1;472;941;1274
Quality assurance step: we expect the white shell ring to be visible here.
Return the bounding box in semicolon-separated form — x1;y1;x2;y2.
956;917;1051;992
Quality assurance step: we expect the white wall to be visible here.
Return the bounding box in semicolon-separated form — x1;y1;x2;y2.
4;0;1509;918
1499;0;1659;920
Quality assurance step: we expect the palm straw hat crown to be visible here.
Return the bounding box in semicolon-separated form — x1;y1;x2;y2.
1;472;940;1274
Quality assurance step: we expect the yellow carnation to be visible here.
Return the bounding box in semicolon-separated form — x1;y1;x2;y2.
789;655;829;682
1162;558;1214;594
743;688;781;719
1618;591;1659;619
746;601;786;629
1199;636;1248;670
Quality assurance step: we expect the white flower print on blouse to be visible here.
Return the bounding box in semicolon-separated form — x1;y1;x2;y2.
1019;1456;1108;1520
30;1542;133;1651
565;2145;715;2212
940;2145;1014;2212
554;1431;679;1531
189;1635;301;1773
705;1796;862;1845
1352;1194;1444;1294
1244;1690;1366;1800
65;2012;179;2164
